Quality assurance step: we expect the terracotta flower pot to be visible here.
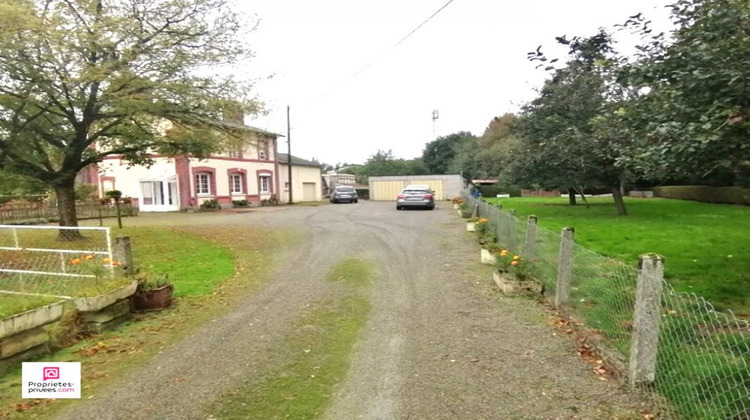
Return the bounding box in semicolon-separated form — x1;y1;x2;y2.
132;284;174;312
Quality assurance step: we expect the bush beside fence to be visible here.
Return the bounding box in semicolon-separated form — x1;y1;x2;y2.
463;193;749;419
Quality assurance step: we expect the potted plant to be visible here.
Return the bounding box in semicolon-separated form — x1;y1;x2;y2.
452;196;465;210
132;273;174;311
492;250;543;296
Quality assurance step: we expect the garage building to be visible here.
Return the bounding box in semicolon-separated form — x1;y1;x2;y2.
368;175;465;201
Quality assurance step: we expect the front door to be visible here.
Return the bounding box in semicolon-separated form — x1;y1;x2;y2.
140;179;180;211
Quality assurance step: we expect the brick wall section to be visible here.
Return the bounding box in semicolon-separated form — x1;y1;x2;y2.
175;156;192;208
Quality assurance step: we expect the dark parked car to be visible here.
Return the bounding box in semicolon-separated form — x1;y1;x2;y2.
330;186;359;203
396;185;435;210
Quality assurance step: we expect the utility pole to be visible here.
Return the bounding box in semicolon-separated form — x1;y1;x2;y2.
432;110;439;138
287;105;293;204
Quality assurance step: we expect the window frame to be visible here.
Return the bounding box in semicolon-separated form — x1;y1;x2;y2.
195;173;211;195
259;175;271;194
230;173;243;194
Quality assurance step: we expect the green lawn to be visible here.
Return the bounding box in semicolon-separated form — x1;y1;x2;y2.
486;197;750;315
124;227;235;297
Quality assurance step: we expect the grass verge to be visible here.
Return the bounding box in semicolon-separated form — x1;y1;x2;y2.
211;258;373;419
0;226;288;418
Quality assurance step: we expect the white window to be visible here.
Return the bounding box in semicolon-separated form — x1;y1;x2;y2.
228;148;243;158
196;173;210;195
258;140;269;160
230;174;243;194
259;175;271;194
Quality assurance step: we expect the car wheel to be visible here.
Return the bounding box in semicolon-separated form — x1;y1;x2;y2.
354;199;358;203
396;206;401;210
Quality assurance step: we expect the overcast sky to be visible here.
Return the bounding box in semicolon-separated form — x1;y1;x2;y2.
239;0;674;166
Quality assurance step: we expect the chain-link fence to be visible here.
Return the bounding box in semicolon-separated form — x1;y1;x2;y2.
0;225;116;298
463;194;749;420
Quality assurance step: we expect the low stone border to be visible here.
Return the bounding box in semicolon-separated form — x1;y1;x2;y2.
0;302;65;372
73;281;138;334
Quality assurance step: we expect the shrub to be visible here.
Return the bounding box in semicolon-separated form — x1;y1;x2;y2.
232;199;249;207
653;186;750;205
200;199;220;210
355;188;369;200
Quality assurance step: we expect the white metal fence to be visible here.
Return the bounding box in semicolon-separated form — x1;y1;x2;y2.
0;225;114;298
464;194;750;420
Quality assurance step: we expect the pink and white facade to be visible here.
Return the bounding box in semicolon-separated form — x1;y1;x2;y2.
83;128;282;211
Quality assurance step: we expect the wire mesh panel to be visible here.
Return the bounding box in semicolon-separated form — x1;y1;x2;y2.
0;225;114;298
648;284;750;420
568;243;637;356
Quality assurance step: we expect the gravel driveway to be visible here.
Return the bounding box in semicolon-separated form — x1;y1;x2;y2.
58;202;645;419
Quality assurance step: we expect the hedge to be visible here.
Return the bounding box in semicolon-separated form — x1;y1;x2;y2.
653;186;750;205
477;185;522;198
355;188;370;200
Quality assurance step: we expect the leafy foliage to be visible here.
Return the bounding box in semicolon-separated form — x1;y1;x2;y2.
0;0;261;226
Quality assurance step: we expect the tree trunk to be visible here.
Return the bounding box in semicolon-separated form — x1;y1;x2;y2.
611;186;628;216
575;186;590;208
567;188;577;205
55;180;81;240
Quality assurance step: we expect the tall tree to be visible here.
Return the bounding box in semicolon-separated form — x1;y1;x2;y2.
422;132;475;175
620;0;750;186
0;0;259;234
512;31;632;215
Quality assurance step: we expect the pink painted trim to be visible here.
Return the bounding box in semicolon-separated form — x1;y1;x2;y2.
192;166;217;196
227;168;248;196
256;169;274;194
101;154;273;164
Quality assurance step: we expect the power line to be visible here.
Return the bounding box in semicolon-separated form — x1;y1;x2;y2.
303;0;457;105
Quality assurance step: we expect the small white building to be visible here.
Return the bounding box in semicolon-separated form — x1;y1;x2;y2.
278;154;323;203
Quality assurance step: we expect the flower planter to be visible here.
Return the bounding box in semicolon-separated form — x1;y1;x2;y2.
73;281;138;334
466;222;476;232
132;284;174;312
493;271;543;296
480;248;497;265
0;302;64;372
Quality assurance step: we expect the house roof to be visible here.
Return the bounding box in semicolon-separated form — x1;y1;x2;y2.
278;153;321;168
220;121;284;138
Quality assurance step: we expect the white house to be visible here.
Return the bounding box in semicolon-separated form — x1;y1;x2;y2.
85;123;283;211
278;154;323;203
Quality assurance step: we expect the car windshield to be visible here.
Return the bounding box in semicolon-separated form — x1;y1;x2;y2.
335;187;356;192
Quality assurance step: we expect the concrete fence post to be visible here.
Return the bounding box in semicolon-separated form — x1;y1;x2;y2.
525;215;538;258
507;210;517;251
114;236;135;276
629;254;665;388
555;227;575;307
472;203;479;218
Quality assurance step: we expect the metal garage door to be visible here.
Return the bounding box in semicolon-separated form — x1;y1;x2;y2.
302;182;317;201
371;180;445;201
371;181;405;201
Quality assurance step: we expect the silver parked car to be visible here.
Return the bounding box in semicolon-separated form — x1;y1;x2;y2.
330;186;359;203
396;185;435;210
